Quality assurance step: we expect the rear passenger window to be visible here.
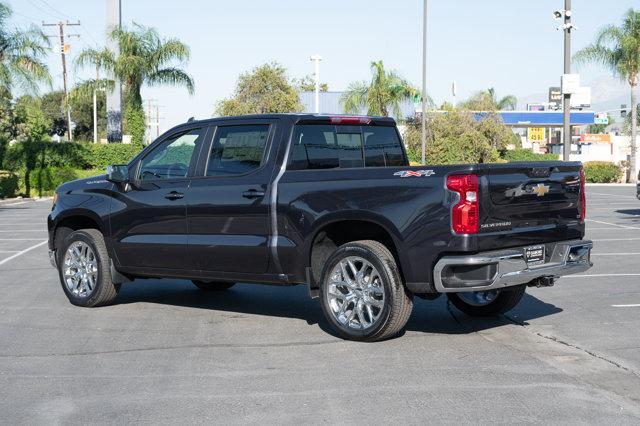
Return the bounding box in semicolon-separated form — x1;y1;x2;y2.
288;125;405;170
207;125;269;176
363;127;405;167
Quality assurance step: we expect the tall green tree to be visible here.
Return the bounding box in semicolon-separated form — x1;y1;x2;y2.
574;8;640;183
0;2;51;94
76;24;194;144
340;60;417;118
462;88;517;111
215;62;302;116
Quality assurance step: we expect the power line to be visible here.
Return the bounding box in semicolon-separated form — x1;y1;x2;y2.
26;0;62;20
36;0;73;20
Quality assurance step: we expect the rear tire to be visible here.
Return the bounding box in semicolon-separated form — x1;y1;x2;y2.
447;285;526;317
319;240;413;342
191;280;235;291
57;228;119;307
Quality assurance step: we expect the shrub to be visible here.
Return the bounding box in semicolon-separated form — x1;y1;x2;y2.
404;110;500;165
29;167;79;196
86;143;141;169
4;140;142;172
583;161;622;183
501;148;559;162
0;170;18;198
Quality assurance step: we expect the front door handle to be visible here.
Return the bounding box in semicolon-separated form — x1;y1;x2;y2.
164;191;184;200
242;189;265;199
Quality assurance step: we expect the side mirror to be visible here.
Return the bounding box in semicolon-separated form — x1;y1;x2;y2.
106;164;129;183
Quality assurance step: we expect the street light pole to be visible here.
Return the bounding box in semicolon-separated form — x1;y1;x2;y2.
562;0;572;161
421;0;428;165
310;54;322;114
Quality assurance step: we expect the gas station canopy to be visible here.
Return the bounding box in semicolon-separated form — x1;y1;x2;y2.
474;111;595;127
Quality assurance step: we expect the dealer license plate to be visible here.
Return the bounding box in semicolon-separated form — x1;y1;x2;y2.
524;245;545;265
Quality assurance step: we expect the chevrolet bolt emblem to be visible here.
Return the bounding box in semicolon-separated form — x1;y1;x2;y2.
532;183;550;197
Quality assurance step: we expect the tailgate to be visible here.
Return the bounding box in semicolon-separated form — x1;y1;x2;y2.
479;162;583;238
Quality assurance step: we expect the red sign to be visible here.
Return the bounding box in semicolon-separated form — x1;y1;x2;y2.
579;134;611;144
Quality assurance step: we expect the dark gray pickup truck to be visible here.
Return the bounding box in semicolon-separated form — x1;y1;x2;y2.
48;114;592;341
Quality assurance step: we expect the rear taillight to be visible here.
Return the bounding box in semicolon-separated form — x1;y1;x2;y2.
446;174;479;234
580;169;586;222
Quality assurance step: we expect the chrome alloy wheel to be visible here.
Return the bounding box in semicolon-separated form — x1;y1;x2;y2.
326;256;386;330
457;290;499;306
63;241;98;298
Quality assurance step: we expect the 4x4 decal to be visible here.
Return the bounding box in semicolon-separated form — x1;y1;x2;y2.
393;170;435;178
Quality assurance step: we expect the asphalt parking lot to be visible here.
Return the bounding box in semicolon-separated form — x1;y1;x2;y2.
1;186;640;424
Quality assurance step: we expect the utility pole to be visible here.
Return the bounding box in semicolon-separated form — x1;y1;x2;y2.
421;0;428;165
106;0;122;142
144;100;164;143
43;20;81;141
309;54;322;113
561;0;572;161
155;105;162;138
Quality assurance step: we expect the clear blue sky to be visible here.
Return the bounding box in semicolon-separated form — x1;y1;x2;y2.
7;0;640;132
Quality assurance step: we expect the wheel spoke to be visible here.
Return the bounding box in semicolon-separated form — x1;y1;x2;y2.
325;255;386;331
63;241;97;298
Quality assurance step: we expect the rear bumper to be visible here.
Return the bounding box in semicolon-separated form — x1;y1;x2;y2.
433;239;592;293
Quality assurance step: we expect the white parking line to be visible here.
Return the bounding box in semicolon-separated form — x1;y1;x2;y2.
0;230;46;232
585;219;640;230
586;227;640;230
0;240;47;266
611;304;640;308
0;238;46;241
591;238;640;242
589;192;638;199
591;253;640;256
565;273;640;278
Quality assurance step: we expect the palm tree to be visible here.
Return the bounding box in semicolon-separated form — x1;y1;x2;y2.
340;60;417;118
76;23;194;144
0;2;51;94
461;88;517;111
574;8;640;183
487;87;517;111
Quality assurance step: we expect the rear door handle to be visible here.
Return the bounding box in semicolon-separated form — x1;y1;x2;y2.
164;191;184;200
242;189;265;199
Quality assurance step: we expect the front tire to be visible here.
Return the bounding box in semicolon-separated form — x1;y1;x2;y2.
191;280;235;291
447;285;526;317
319;240;413;342
57;228;119;307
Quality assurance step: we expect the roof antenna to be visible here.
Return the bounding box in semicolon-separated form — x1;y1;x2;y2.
187;117;195;122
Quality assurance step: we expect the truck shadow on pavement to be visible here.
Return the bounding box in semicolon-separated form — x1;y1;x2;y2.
116;279;562;338
614;209;640;221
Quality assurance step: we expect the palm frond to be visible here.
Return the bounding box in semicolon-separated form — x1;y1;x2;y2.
340;81;368;114
147;67;194;94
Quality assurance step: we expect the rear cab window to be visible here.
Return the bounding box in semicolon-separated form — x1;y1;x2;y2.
288;124;406;170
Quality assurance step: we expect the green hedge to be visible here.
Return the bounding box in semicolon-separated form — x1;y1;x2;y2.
3;141;142;172
0;170;18;198
85;143;141;169
501;148;559;162
29;167;79;194
583;161;622;183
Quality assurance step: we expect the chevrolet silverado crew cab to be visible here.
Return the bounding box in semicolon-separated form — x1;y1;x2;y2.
48;114;593;341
